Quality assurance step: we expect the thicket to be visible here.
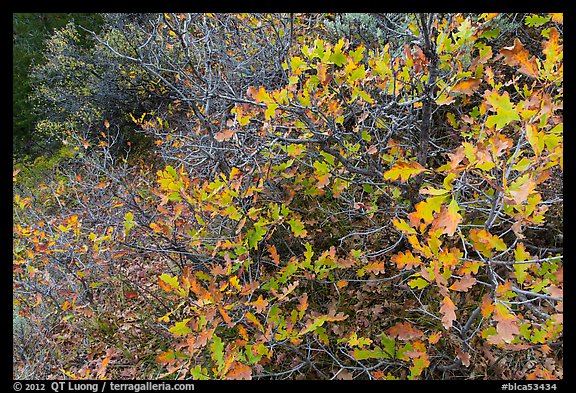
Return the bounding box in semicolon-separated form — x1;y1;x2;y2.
13;13;563;380
13;13;103;159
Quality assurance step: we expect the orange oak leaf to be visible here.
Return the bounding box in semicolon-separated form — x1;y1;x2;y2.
469;228;507;257
297;293;309;315
386;321;424;341
499;38;539;78
440;296;457;330
156;350;176;364
363;260;386;275
336;279;349;289
391;250;422;270
432;199;463;236
214;129;238;142
266;244;280;266
316;173;331;189
451;78;482;95
436;248;459;271
237;324;249;341
527;366;558;380
226;362;252;380
219;307;234;327
449;274;477;292
246;295;269;314
94;181;110;190
444;145;466;171
459;260;483;275
495;279;513;297
210;262;230;276
192;327;216;349
542;27;562;71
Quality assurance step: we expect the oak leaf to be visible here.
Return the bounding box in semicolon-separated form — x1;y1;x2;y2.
124;290;138;301
386;322;424;341
484;90;520;129
363;260;386;275
432;199;463;236
391;250;422;270
459;260;483;275
494;319;520;344
297;293;309;315
545;284;562;299
435;92;456;106
449;274;477;292
542;27;562;77
315;173;330;189
392;218;417;235
428;332;442;345
348;332;373;348
169;319;192;337
246;86;271;103
451;78;482;95
455;348;471;367
157;349;176;364
505;173;536;205
440;296;457;330
408;195;447;227
226;362;252;380
469;228;507;257
500;38;539;78
384;160;426;183
247;295;269;314
214;129;237;142
266;244;280;266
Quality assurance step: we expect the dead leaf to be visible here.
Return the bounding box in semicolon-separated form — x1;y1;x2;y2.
124;290;138;301
335;369;354;380
546;284;562;298
455;347;471;367
386;321;424;341
214;129;238;142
